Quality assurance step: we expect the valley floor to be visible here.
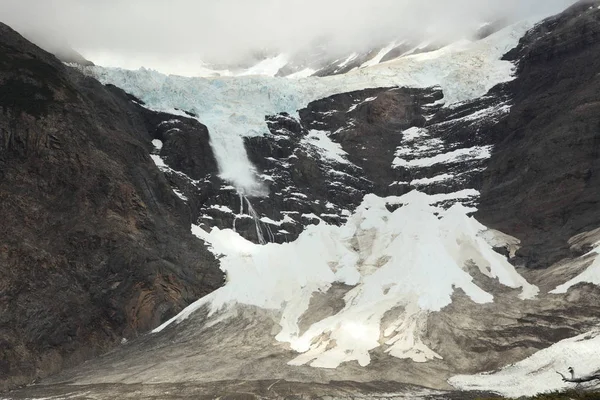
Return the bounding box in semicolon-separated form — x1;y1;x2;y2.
4;382;600;400
0;380;489;400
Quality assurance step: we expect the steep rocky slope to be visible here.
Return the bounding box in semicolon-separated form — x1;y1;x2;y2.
0;23;223;391
477;0;600;269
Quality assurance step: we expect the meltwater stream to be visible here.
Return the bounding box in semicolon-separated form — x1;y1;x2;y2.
233;194;275;245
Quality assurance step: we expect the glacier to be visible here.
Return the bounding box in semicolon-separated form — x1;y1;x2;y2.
86;19;533;194
82;17;545;370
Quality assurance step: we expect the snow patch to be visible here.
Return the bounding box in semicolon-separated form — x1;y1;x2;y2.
152;139;163;150
360;42;398;68
393;146;491;168
449;329;600;397
305;130;349;164
150;154;167;168
402;127;429;142
287;68;317;79
411;174;454;186
210;205;234;213
551;243;600;293
338;53;358;68
239;54;289;77
347;96;377;112
172;189;188;201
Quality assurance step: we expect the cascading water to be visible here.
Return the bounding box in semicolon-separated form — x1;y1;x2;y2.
232;193;273;245
245;197;266;245
208;128;268;197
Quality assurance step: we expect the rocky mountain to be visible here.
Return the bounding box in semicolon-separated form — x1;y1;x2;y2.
15;31;95;67
477;1;600;269
0;23;223;391
2;1;600;399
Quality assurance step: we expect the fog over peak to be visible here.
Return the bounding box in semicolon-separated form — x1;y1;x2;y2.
0;0;577;75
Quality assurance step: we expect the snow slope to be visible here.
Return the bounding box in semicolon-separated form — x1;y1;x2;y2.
87;19;534;194
449;329;600;397
551;242;600;293
154;190;537;368
238;54;289;77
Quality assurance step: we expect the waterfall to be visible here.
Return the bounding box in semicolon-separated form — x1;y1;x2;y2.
232;193;272;245
245;197;267;245
208;127;268;197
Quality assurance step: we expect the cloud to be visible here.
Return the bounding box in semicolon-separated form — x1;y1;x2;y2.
0;0;577;72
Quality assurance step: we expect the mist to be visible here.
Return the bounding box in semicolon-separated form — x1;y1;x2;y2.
0;0;577;74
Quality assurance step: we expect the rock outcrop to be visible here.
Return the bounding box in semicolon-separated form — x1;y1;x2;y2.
180;84;507;245
477;0;600;268
0;23;223;391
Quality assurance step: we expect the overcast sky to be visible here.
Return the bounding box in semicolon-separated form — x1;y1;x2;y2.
0;0;577;73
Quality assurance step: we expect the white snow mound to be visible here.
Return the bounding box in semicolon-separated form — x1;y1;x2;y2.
154;190;537;369
551;242;600;293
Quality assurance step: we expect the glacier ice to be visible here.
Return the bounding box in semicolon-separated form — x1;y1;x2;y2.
86;19;533;194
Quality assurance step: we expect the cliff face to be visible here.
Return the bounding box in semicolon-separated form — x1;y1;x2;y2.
477;0;600;268
0;23;223;390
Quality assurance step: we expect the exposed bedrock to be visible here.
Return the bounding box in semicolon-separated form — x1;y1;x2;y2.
0;23;223;391
477;1;600;268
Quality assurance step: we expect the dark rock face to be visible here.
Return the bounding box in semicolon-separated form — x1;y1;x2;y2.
51;47;95;67
174;82;509;246
0;23;223;391
298;87;437;194
17;30;95;67
477;0;600;268
148;113;218;180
